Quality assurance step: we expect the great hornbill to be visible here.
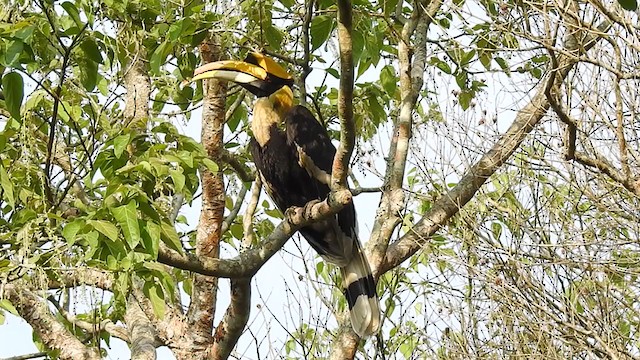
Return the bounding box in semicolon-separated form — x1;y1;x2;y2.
192;52;380;337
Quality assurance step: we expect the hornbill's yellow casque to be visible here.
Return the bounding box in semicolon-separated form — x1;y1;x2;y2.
193;53;381;337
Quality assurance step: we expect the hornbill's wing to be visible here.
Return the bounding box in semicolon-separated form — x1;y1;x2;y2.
248;126;309;211
284;106;358;241
284;105;380;337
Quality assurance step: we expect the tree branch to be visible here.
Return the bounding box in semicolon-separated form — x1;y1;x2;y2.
367;0;438;275
187;36;228;346
210;179;260;359
332;0;355;189
381;18;611;272
157;189;353;278
220;149;255;183
46;268;113;290
6;285;100;360
47;295;130;343
125;295;159;360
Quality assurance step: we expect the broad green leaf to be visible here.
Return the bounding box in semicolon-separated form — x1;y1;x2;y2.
429;57;451;75
167;20;183;42
61;2;83;27
2;72;24;120
494;57;511;76
113;133;131;159
169;168;185;193
150;41;171;74
81;38;103;63
4;40;23;66
80;58;98;91
619;0;637;10
111;201;140;249
325;68;340;79
144;283;165;319
63;219;85;245
310;15;334;51
352;31;365;64
265;25;284;50
380;65;397;97
89;220;119;242
201;158;218;173
142;220;160;259
160;222;182;253
458;90;473;110
0;165;14;207
0;259;11;270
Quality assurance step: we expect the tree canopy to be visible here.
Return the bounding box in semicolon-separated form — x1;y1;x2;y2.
1;0;640;359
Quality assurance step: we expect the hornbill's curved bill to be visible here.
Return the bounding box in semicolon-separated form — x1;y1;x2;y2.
193;53;381;337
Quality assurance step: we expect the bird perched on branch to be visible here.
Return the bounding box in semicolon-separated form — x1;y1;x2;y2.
192;52;380;337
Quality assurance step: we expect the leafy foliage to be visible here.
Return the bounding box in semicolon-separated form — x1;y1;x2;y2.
1;0;640;359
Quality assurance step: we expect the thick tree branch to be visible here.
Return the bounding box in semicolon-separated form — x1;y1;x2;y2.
6;285;100;360
210;179;260;359
46;268;113;290
157;189;353;278
332;0;355;189
126;296;159;360
187;37;228;347
367;0;438;276
329;2;438;357
381;19;611;272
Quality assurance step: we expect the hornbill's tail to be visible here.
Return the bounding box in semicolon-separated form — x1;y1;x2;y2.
340;241;381;337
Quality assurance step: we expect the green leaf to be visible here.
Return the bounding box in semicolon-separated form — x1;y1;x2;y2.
0;165;14;207
80;58;98;91
144;283;165;319
113;134;131;159
429;57;451;75
61;2;83;27
380;65;397;97
0;299;18;316
494;57;511;76
150;41;171;74
201;158;218;173
352;31;365;64
325;68;340;79
169;168;185;193
458;90;473;110
80;38;103;64
142;220;160;259
63;219;85;245
310;15;334;51
160;222;183;253
89;220;119;242
264;25;284;50
619;0;637;10
2;72;24;120
4;40;23;66
111;201;140;249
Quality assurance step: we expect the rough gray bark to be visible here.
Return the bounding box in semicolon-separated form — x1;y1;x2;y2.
186;36;227;352
6;285;101;360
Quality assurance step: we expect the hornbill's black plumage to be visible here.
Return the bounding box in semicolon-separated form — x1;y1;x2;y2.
193;52;381;337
